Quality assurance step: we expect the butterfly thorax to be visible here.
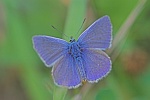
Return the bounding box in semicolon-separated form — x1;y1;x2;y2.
68;39;82;59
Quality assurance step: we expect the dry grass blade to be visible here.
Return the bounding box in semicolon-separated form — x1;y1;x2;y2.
108;0;147;62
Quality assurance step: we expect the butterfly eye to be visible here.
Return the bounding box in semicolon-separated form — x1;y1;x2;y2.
70;38;76;43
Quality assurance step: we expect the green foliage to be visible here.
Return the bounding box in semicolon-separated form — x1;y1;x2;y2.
0;0;150;100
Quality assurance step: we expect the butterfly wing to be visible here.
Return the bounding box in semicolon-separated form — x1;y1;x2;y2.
32;35;68;67
82;49;111;82
78;15;112;50
52;53;81;89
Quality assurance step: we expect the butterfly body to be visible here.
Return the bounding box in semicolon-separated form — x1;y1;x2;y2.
32;15;112;89
68;39;87;80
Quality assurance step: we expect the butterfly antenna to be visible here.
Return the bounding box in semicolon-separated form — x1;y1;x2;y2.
76;18;86;35
51;25;69;38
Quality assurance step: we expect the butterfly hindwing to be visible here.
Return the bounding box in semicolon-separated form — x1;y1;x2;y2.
82;49;111;82
32;35;68;67
78;15;112;50
52;53;81;89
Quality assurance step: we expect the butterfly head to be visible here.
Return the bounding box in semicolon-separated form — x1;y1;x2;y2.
69;36;76;43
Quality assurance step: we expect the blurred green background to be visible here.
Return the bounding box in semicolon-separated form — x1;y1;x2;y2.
0;0;150;100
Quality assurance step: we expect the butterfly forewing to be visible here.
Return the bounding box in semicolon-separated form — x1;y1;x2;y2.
52;53;81;89
78;15;112;50
82;49;111;82
32;36;68;67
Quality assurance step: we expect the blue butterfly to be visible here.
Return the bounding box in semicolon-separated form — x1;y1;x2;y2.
32;15;112;89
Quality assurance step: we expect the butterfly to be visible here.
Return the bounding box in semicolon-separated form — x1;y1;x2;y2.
32;15;112;89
